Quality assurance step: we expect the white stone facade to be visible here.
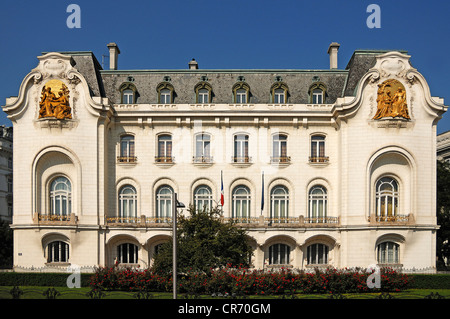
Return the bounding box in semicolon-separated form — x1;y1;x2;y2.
2;46;447;272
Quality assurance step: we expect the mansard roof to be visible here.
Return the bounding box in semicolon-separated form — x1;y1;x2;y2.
48;48;409;105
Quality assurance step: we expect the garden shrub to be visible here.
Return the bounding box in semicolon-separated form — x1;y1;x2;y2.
87;265;413;295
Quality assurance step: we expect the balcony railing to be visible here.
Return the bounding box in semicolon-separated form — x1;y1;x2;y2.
34;212;78;225
309;156;329;163
117;156;137;163
104;214;340;228
270;156;291;164
368;214;412;224
231;156;252;163
193;156;214;163
155;156;175;163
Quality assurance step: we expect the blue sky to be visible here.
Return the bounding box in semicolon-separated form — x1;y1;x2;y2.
1;0;450;133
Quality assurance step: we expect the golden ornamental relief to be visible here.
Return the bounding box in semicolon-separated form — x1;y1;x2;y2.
373;79;410;120
38;79;72;120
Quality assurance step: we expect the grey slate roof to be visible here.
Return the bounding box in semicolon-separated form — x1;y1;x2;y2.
49;49;408;105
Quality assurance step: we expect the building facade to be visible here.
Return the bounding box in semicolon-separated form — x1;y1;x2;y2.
0;125;13;222
2;43;447;272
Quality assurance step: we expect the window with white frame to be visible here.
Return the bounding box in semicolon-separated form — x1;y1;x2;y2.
375;177;399;220
194;134;211;162
50;176;72;218
308;186;327;222
312;89;324;104
194;185;213;212
119;185;137;222
307;243;329;265
272;134;288;163
270;186;289;222
119;135;136;162
274;88;285;103
160;88;171;104
122;89;134;104
232;185;251;221
377;241;399;264
235;89;247;103
310;135;327;162
157;134;173;162
198;88;209;103
47;241;69;263
269;243;290;265
233;134;249;162
117;243;138;264
156;185;173;222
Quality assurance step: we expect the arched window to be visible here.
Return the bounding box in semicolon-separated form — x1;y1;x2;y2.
269;243;290;265
308;186;327;222
195;82;212;103
271;82;289;103
309;82;327;104
47;241;69;263
307;243;329;265
232;185;251;222
118;135;136;163
270;186;289;222
157;82;174;104
117;243;138;264
156;186;173;222
50;176;72;218
377;241;400;264
119;185;137;222
375;177;399;221
194;185;213;212
119;82;137;104
232;81;250;103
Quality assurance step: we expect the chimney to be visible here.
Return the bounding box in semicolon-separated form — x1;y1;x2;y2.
327;42;340;69
107;43;120;70
188;58;198;70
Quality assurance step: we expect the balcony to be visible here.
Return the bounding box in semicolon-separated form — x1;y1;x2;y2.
368;214;414;225
231;156;252;163
117;156;137;163
270;156;291;166
309;156;329;163
33;212;78;225
104;214;339;229
155;156;175;164
193;156;214;165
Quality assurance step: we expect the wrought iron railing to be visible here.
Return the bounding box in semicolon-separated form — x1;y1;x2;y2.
155;156;175;163
309;156;329;163
193;156;214;163
270;156;291;163
117;156;137;163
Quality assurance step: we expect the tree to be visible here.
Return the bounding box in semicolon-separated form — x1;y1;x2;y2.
437;160;450;269
0;219;13;269
152;204;253;274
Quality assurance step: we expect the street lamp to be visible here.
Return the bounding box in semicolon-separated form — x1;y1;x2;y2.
172;192;185;299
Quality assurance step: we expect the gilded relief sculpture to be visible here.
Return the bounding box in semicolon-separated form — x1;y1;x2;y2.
373;79;410;120
38;79;72;120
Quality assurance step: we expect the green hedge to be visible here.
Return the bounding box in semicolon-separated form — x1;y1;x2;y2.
0;272;92;287
409;274;450;289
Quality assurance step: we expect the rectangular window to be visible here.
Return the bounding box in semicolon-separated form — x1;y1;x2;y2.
157;135;173;162
234;134;249;162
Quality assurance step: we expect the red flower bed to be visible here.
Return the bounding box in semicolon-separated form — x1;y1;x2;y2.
88;265;411;295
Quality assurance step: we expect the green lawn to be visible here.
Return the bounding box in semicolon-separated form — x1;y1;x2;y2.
0;286;449;299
